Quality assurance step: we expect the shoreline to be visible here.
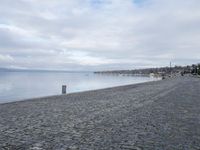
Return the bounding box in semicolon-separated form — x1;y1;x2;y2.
0;77;161;105
0;76;200;149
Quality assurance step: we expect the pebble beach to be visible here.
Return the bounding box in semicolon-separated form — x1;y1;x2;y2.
0;76;200;149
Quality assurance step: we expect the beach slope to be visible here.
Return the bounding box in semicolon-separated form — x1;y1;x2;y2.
0;76;200;149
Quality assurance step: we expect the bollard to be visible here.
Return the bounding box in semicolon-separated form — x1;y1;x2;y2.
62;85;67;94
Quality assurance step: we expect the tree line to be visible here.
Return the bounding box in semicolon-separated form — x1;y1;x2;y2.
94;63;200;76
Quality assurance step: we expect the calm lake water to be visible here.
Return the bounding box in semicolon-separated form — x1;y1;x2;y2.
0;71;159;103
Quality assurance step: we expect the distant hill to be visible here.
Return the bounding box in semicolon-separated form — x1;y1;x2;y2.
0;67;37;72
0;68;91;73
0;68;14;72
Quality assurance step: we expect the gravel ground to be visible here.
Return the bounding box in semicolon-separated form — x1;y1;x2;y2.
0;76;200;150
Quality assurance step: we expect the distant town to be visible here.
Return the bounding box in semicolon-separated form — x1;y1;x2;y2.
95;63;200;78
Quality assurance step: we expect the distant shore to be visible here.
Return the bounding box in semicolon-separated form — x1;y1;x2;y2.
0;76;200;149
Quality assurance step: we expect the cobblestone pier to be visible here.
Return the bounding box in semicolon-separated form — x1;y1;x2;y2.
0;76;200;149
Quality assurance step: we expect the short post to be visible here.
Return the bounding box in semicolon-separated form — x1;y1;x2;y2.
62;85;67;94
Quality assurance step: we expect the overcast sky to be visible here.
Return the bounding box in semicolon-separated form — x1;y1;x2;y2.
0;0;200;71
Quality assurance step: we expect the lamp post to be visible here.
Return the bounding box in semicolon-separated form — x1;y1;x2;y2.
62;85;67;94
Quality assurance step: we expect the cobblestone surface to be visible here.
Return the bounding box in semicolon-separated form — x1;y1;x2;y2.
0;76;200;150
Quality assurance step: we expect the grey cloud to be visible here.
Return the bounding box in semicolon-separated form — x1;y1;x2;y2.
0;0;200;70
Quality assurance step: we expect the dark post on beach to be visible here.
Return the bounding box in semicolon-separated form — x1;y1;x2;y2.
62;85;67;94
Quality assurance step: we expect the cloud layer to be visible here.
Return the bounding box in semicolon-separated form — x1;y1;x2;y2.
0;0;200;70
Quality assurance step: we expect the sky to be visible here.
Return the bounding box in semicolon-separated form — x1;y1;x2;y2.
0;0;200;71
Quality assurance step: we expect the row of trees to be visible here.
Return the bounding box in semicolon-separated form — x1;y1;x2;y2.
191;64;200;75
95;63;200;76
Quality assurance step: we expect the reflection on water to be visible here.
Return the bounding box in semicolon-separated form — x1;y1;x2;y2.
0;72;159;103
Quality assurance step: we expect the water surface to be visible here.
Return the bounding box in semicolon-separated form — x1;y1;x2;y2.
0;71;159;103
